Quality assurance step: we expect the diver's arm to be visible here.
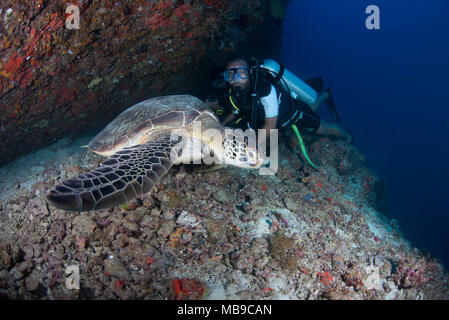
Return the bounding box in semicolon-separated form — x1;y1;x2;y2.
222;112;236;125
258;116;277;150
262;116;277;131
260;85;279;130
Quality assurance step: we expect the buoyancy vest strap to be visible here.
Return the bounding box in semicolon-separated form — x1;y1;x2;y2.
291;124;319;170
273;64;285;83
251;64;260;130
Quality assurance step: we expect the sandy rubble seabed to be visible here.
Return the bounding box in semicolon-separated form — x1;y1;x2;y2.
0;134;448;300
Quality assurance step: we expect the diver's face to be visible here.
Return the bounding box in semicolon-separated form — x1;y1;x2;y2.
226;60;250;91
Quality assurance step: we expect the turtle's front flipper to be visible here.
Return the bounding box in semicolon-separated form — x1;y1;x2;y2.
46;136;182;211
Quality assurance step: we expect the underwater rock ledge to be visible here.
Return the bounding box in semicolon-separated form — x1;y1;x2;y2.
0;135;448;299
0;0;273;166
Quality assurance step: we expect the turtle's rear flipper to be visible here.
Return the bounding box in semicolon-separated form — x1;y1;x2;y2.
46;135;182;211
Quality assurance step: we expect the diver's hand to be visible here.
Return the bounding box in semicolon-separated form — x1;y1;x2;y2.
222;113;235;125
205;98;219;110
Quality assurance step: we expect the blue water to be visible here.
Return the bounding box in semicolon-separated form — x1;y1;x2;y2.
282;0;449;268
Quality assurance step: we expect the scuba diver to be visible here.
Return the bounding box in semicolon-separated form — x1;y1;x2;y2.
205;56;352;169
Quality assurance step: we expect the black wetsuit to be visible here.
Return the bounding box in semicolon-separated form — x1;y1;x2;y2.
214;73;322;133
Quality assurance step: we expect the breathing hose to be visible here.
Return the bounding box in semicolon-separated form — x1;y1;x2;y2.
291;124;318;170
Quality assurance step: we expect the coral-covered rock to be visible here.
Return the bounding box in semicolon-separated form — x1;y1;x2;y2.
0;0;275;166
0;248;13;270
24;276;39;291
72;215;96;238
104;257;131;281
170;278;208;300
1;121;449;299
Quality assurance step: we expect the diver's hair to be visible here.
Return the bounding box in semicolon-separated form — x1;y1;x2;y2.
226;54;265;69
226;55;248;68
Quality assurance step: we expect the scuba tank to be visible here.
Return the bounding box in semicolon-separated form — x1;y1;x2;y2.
260;58;341;125
260;59;318;107
257;58;319;170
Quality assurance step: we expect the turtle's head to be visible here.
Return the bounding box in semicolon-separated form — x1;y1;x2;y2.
221;128;264;169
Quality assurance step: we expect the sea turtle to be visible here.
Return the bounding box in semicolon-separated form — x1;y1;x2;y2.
46;95;263;211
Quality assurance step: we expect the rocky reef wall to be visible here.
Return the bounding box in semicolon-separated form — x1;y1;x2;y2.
0;0;277;166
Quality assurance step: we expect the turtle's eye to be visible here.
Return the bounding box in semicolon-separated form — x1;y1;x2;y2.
246;148;256;161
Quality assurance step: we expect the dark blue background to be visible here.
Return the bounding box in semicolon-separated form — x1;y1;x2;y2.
282;0;449;268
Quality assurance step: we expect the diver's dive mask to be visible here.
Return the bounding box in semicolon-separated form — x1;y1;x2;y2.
224;67;249;81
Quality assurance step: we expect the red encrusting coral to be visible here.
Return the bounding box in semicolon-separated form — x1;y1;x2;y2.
318;271;334;285
171;278;207;300
0;0;272;166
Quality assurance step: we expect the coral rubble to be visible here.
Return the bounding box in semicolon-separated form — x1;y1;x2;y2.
0;135;448;300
